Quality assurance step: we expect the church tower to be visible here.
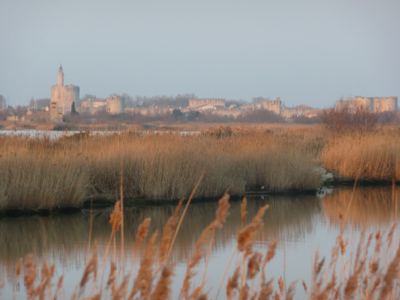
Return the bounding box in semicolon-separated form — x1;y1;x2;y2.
58;65;64;86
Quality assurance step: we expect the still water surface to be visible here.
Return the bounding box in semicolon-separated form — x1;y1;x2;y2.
0;187;398;299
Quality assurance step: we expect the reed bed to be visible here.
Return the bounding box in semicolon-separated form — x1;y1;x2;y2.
3;190;400;299
0;145;88;210
0;129;321;210
2;125;400;211
323;131;400;181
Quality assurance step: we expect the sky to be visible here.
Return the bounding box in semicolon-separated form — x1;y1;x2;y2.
1;0;399;108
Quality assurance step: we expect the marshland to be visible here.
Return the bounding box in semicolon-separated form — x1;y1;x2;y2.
1;124;400;299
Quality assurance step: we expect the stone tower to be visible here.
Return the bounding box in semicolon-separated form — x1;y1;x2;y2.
50;65;80;115
58;65;64;86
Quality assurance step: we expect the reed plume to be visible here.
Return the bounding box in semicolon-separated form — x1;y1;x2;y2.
344;260;364;300
226;266;240;300
246;252;262;280
378;246;400;299
150;266;174;300
237;205;269;255
238;284;249;300
241;197;247;229
136;218;152;247
79;243;98;297
159;199;183;268
24;254;37;299
129;231;158;300
129;217;152;276
258;278;273;300
110;201;122;234
180;193;230;300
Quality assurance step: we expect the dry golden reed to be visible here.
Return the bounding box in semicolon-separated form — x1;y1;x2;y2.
240;197;247;229
180;194;230;300
150;266;174;300
0;128;322;211
237;205;269;254
323;132;400;181
226;266;240;300
246;252;262;280
136;218;151;247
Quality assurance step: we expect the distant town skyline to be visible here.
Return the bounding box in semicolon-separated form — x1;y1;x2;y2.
1;0;399;108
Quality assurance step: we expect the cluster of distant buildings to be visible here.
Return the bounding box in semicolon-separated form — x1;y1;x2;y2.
44;66;321;121
4;66;399;123
49;65;124;121
336;96;398;113
184;97;317;119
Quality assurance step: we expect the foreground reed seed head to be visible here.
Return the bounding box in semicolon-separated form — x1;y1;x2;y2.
237;204;269;253
109;201;122;233
215;193;230;226
226;266;240;300
240;197;247;228
136;218;151;247
246;252;262;280
151;266;174;300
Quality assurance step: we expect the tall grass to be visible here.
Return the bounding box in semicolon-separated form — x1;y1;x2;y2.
2;125;400;211
0;136;88;211
323;132;400;181
0;129;321;210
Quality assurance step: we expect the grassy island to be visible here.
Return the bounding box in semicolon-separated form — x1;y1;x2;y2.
1;124;399;212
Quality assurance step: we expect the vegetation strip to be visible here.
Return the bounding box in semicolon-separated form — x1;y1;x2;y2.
1;123;400;213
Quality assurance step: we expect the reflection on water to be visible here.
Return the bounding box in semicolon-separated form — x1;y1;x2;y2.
322;186;400;228
0;187;398;298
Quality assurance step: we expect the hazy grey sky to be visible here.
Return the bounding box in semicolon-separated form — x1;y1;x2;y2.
1;0;399;108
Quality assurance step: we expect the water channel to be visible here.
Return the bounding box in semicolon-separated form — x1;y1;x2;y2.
0;186;399;299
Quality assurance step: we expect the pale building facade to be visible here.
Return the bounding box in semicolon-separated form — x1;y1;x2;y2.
262;97;282;115
336;96;398;113
281;104;314;118
80;95;125;115
50;65;80;115
189;98;225;109
262;97;314;118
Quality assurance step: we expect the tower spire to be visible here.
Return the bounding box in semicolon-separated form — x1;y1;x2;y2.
58;65;64;86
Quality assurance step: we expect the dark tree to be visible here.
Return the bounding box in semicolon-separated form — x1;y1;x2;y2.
172;108;183;118
71;101;78;115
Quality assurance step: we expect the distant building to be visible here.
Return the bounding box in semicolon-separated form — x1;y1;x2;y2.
282;104;314;118
189;98;225;109
50;65;80;117
262;97;314;118
263;97;282;115
80;95;125;115
106;95;125;114
336;96;398;113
